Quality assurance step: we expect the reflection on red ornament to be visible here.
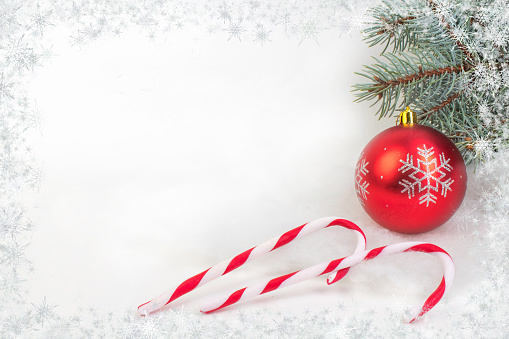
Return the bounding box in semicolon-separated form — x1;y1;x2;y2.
355;108;467;234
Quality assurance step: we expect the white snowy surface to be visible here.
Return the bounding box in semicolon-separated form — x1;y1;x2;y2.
2;1;508;338
24;27;396;314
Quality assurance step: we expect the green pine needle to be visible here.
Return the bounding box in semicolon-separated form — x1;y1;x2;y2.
354;0;509;164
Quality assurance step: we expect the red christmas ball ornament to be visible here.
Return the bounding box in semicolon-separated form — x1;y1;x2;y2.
355;107;467;234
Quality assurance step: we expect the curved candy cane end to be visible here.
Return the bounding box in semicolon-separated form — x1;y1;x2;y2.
409;311;426;324
138;301;157;316
326;267;350;285
408;276;447;323
200;302;218;314
138;301;150;316
138;298;170;316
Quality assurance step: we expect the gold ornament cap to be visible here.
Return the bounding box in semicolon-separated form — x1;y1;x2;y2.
397;107;417;125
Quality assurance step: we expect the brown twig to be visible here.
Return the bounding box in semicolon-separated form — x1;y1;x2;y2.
377;16;416;35
420;91;463;118
373;64;472;90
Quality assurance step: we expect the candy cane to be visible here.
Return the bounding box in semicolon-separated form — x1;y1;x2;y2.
201;242;454;323
138;217;367;315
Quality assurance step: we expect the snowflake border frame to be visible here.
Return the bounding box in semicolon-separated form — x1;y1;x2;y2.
1;0;508;338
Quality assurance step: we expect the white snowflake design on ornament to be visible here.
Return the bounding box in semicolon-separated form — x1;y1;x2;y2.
398;145;454;207
355;154;370;205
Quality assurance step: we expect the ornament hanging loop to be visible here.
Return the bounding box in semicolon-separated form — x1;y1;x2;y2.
397;106;417;125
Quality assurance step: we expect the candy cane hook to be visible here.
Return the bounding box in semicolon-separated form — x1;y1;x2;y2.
138;217;366;315
201;242;454;323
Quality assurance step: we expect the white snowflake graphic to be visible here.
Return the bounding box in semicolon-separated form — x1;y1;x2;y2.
398;145;454;207
355;153;370;204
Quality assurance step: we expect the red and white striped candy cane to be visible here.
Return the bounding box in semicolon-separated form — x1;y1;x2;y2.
138;217;366;315
201;242;454;323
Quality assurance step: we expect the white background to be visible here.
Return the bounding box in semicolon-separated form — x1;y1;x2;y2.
23;27;476;319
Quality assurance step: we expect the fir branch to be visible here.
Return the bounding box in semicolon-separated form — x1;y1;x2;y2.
420;91;462;118
363;0;423;53
355;0;509;164
426;0;475;61
374;64;471;90
376;16;416;35
469;15;507;61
